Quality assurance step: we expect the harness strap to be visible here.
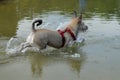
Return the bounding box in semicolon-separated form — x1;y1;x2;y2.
57;27;76;47
65;28;76;40
57;30;66;47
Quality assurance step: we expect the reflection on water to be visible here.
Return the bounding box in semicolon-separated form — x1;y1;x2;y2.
28;51;86;78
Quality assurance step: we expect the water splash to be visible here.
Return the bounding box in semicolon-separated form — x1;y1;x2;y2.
71;53;81;58
6;37;22;55
56;22;69;30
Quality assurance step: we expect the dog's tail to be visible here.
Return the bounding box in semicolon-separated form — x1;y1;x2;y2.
32;19;42;31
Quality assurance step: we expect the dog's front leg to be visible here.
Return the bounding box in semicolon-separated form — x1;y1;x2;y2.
67;37;85;47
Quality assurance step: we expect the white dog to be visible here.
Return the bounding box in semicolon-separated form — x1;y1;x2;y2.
19;11;88;52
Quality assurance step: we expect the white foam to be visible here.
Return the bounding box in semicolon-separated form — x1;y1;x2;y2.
6;37;21;54
71;53;80;58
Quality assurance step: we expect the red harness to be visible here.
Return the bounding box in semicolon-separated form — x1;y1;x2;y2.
57;28;76;47
57;29;66;47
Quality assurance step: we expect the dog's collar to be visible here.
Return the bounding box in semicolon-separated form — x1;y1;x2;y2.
57;28;76;47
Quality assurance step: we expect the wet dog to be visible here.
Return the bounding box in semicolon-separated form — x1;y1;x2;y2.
19;11;88;52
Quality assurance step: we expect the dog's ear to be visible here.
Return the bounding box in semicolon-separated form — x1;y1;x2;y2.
73;11;77;18
78;13;82;22
79;13;82;20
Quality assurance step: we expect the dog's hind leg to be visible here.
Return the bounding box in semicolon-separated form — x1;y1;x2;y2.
18;42;32;53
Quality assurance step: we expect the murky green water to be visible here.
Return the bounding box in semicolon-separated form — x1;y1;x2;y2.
0;0;120;80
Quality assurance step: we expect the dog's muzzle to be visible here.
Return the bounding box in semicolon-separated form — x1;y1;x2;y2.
83;25;88;31
80;24;88;32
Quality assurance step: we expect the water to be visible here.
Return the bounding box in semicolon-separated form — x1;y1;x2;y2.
0;0;120;80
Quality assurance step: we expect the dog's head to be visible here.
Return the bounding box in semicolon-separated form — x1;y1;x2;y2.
71;11;88;32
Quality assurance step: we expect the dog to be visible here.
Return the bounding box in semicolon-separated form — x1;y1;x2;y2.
19;11;88;53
